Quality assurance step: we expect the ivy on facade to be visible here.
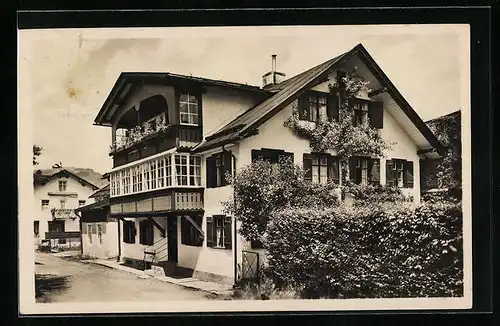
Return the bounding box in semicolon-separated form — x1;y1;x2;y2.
284;69;395;188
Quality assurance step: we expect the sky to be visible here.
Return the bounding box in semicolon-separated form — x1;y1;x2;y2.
19;25;468;175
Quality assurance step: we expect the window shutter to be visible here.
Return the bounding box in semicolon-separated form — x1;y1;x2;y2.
148;220;154;245
327;93;339;122
405;160;414;188
206;216;213;247
101;222;106;234
369;158;381;185
180;217;186;244
349;157;357;183
196;215;204;245
206;156;216;188
303;154;312;182
298;95;309;120
138;220;144;244
327;156;340;183
386;160;394;187
82;223;87;234
91;223;97;234
369;101;384;129
224;216;232;249
223;151;232;185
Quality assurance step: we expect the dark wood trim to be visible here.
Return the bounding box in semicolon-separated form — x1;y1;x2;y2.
110;187;204;204
148;217;166;237
110;209;204;218
368;87;388;97
417;148;438;155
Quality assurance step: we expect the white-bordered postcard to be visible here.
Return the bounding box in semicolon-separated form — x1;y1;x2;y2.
18;24;472;314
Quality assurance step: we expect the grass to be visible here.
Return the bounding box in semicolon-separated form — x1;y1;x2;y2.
35;274;70;303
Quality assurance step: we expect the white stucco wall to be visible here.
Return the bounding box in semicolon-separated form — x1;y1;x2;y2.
82;221;119;259
33;172;97;245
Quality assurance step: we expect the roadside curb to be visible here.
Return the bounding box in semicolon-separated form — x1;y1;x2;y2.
83;260;232;297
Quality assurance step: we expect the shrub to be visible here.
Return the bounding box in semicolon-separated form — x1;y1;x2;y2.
266;201;463;299
346;183;410;206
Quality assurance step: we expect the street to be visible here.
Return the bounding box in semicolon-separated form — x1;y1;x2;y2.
35;252;217;303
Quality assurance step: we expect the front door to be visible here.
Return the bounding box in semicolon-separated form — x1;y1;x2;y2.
167;216;178;263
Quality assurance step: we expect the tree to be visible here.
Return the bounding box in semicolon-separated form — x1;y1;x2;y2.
222;158;339;244
33;145;43;166
284;69;394;195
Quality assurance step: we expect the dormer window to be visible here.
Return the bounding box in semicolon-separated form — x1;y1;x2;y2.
179;94;199;126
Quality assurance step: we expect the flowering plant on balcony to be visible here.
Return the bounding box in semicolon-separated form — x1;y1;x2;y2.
109;115;170;154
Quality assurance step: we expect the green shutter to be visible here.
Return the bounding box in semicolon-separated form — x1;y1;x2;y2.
206;156;216;188
303;154;312;182
327;93;339;122
298;95;309;120
206;216;213;248
349;157;357;183
369;101;384;129
327;155;340;184
224;216;232;250
223;150;232;186
386;160;394;187
405;160;414;188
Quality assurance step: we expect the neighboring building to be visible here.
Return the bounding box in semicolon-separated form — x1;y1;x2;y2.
93;43;444;285
420;110;462;192
33;164;106;249
75;183;119;259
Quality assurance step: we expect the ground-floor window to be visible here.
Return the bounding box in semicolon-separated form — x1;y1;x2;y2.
139;219;154;246
181;216;203;246
34;221;39;237
123;221;136;244
48;220;65;233
206;215;232;249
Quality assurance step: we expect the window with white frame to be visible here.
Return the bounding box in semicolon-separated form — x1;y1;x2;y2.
58;180;67;192
354;100;369;127
179;94;199;126
175;154;189;186
110;153;202;197
189;156;202;186
215;216;225;248
41;200;49;210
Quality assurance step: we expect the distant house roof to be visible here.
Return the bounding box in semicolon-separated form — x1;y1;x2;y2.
94;72;271;126
74;196;110;213
193;43;445;156
89;183;110;199
34;167;107;189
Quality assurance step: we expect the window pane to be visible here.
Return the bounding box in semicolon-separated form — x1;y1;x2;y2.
180;94;188;102
320;166;328;184
190;103;199;114
319;156;328;165
180;113;190;124
318;96;327;104
188;94;198;104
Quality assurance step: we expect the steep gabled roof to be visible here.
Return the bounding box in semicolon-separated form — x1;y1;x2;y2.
193;43;445;156
89;183;110;199
34;167;106;189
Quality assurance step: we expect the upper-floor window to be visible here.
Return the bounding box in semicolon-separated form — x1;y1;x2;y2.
303;153;339;184
353;99;370;127
386;159;414;188
60;199;66;209
349;156;381;186
179;94;199;126
78;200;86;207
298;91;339;123
206;151;233;188
58;180;67;192
110;153;202;197
41;200;49;210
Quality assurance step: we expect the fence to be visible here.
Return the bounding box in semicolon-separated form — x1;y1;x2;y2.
44;231;81;250
241;250;261;284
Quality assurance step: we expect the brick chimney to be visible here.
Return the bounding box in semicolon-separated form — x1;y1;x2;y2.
262;54;286;89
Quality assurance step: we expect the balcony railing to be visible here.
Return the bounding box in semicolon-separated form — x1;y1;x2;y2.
51;208;77;220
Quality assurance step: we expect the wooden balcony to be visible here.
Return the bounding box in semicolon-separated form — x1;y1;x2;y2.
51;208;78;220
109;188;204;216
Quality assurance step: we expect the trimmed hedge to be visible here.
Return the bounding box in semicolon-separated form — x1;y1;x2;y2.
266;201;463;299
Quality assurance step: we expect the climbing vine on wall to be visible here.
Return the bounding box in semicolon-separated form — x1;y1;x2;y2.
284;69;395;187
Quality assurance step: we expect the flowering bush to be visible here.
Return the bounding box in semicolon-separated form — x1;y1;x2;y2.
346;182;410;206
223;158;340;244
266;201;463;298
109;115;169;153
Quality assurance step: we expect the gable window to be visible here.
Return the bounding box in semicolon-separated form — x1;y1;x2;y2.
303;153;340;184
349;156;381;186
123;221;136;244
298;91;340;123
139;219;154;246
181;215;203;247
206;215;232;249
60;199;66;209
179;94;199;126
386;159;414;188
353;100;369;127
206;151;233;188
78;200;86;207
58;180;67;192
41;200;49;210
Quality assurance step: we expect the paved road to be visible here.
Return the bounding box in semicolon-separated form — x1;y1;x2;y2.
35;252;216;303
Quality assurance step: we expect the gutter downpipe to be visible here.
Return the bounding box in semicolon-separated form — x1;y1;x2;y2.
222;145;238;287
75;211;83;255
